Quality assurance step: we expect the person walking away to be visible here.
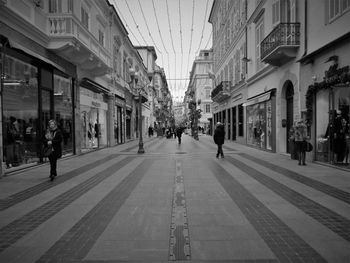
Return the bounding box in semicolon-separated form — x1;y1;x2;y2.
294;119;308;165
214;122;225;158
176;127;183;144
43;119;63;181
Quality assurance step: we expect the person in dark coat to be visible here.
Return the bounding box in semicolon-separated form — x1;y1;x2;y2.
176;127;183;144
43;119;63;181
213;122;225;158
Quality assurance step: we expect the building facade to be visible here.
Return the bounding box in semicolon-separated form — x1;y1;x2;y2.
209;0;350;169
209;0;248;144
299;0;350;168
186;49;214;135
0;0;161;176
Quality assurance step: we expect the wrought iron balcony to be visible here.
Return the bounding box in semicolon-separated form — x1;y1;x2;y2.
47;14;112;76
211;81;231;102
260;23;300;66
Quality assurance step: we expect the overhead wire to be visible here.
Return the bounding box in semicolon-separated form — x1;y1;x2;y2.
195;0;210;55
185;0;196;89
178;0;184;98
137;0;165;68
123;0;148;45
112;0;142;46
166;0;177;92
204;31;212;49
151;0;171;81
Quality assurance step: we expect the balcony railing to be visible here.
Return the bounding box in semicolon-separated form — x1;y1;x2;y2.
261;23;300;66
211;81;231;102
47;14;111;75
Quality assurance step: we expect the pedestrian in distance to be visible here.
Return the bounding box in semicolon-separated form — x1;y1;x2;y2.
176;127;183;144
43;119;63;181
293;119;308;165
214;122;225;158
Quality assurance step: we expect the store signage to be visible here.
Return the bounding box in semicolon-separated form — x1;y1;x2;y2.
324;64;349;83
91;101;101;108
243;91;271;107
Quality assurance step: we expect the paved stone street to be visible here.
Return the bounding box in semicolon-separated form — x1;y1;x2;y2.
0;134;350;263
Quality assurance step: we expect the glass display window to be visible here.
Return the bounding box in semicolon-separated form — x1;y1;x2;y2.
2;54;39;168
246;101;269;149
54;73;73;156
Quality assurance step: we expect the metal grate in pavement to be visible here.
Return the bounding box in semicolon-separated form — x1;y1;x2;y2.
169;160;191;261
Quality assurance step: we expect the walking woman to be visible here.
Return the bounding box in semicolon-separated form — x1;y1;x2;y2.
294;119;308;165
44;120;63;181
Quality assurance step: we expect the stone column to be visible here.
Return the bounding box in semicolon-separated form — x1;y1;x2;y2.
107;94;115;147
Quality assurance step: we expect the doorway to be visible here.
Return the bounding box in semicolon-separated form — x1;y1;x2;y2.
286;82;294;153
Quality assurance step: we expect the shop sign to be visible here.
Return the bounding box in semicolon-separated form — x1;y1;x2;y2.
243;91;271;107
91;101;101;108
80;94;107;110
324;64;349;83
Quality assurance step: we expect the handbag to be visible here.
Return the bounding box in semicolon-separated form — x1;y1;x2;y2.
43;145;53;157
306;142;313;152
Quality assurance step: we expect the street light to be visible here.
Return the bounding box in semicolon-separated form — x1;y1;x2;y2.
129;68;153;154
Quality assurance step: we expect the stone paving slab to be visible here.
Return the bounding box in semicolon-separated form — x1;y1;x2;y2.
0;135;350;262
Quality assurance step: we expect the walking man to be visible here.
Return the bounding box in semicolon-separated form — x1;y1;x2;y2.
213;122;225;158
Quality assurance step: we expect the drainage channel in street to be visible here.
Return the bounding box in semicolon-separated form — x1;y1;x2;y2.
169;159;191;261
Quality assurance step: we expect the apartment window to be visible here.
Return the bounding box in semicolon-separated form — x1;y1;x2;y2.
81;6;89;29
205;88;211;99
68;0;73;13
272;0;280;25
328;0;350;22
255;18;264;71
98;29;104;46
49;0;62;13
205;104;211;113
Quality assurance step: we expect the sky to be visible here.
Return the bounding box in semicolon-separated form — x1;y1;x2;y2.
110;0;214;102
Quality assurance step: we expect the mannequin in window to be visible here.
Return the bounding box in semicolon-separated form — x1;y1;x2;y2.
333;110;347;163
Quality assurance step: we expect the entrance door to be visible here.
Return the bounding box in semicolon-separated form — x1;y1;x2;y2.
286;83;294;153
232;107;237;140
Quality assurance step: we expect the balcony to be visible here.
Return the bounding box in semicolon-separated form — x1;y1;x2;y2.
46;14;112;76
211;81;231;102
260;23;300;66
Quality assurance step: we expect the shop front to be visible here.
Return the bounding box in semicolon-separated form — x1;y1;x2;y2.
1;37;75;172
80;81;108;153
244;90;275;151
309;63;350;168
114;95;125;144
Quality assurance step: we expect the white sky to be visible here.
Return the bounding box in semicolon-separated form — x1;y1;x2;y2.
111;0;213;102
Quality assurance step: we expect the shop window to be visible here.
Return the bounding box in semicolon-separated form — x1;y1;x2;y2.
2;55;39;168
54;73;73;155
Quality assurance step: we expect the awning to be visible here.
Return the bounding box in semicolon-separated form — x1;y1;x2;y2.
80;78;110;94
242;90;272;107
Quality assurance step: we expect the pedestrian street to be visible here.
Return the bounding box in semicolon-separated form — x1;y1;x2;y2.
0;134;350;262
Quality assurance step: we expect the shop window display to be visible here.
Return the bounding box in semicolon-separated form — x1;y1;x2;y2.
316;86;350;166
2;55;39;168
246;100;272;150
54;74;73;156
